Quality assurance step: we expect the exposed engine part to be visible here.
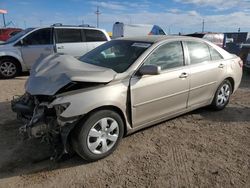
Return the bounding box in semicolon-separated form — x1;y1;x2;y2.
11;94;34;122
11;93;80;161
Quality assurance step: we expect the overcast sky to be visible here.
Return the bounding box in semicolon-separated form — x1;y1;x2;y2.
1;0;250;34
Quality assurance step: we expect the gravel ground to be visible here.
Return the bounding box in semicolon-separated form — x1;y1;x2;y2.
0;72;249;188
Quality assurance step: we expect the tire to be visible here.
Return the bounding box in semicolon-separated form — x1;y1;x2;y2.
71;110;124;162
0;58;20;79
211;80;232;110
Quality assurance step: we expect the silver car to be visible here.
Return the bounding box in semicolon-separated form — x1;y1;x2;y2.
0;25;110;79
12;36;242;161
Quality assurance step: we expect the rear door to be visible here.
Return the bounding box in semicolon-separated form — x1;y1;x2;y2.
130;41;190;127
55;28;88;57
184;41;226;108
20;28;54;68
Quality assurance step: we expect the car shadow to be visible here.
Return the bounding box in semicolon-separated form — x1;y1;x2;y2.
190;105;250;123
0;101;87;179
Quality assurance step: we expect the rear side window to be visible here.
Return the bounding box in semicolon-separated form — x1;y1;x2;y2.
144;41;184;70
23;28;52;45
84;29;107;42
209;46;223;60
56;29;82;43
186;41;211;64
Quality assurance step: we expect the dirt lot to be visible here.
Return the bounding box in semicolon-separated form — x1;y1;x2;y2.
0;72;249;188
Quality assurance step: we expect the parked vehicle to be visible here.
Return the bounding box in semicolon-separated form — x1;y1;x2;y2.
239;43;250;71
224;32;250;52
12;36;242;162
0;28;22;42
112;22;166;39
185;32;224;48
0;25;110;79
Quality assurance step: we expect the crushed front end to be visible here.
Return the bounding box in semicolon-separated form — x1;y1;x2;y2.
11;93;80;160
10;54;116;161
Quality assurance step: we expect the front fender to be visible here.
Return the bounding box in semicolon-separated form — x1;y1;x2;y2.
0;49;28;71
50;82;129;119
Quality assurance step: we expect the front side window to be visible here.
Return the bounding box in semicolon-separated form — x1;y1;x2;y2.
186;41;211;64
23;28;52;45
79;40;151;73
144;41;184;70
56;29;82;43
85;29;107;42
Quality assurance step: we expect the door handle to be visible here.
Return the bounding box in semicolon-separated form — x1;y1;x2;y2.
179;72;188;78
57;46;64;49
218;64;225;68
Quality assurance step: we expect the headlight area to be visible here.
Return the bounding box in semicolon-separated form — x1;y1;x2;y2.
54;103;81;126
17;99;82;160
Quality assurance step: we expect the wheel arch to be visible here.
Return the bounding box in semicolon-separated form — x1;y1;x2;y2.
225;77;235;92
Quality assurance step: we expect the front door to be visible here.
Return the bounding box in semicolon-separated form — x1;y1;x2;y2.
21;28;54;69
130;41;190;127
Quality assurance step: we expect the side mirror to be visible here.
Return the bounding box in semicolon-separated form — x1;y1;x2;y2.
20;39;24;45
20;39;29;46
139;65;161;75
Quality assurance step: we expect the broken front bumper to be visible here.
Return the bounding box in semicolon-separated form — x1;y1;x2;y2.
11;93;81;159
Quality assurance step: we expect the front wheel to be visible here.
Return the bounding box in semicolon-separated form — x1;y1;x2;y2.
71;110;124;162
211;80;232;110
0;58;20;79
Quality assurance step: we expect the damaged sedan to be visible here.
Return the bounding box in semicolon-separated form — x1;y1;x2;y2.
11;36;242;161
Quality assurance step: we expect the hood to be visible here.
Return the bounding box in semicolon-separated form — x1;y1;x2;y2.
0;42;14;48
25;54;117;96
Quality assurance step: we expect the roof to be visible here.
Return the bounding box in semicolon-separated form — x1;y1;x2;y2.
115;35;197;43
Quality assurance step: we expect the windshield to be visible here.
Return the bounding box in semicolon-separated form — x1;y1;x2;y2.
79;40;152;73
3;28;35;44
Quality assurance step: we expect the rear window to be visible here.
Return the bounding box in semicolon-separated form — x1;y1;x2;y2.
56;29;82;43
0;29;5;35
209;46;223;60
10;31;21;36
186;41;211;64
84;29;107;42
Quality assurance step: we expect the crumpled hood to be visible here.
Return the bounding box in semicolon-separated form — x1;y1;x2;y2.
25;54;117;95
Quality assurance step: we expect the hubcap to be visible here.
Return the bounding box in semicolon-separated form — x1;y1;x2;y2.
87;117;119;154
216;83;230;106
0;61;16;77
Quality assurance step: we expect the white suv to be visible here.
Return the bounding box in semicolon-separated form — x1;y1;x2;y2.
0;25;110;78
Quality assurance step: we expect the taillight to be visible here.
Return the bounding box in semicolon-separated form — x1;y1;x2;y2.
238;59;243;68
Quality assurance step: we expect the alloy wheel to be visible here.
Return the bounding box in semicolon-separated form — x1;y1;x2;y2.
0;61;17;77
216;83;230;106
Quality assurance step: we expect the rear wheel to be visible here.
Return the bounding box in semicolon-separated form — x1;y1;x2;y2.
0;58;20;79
211;80;232;110
71;110;124;162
